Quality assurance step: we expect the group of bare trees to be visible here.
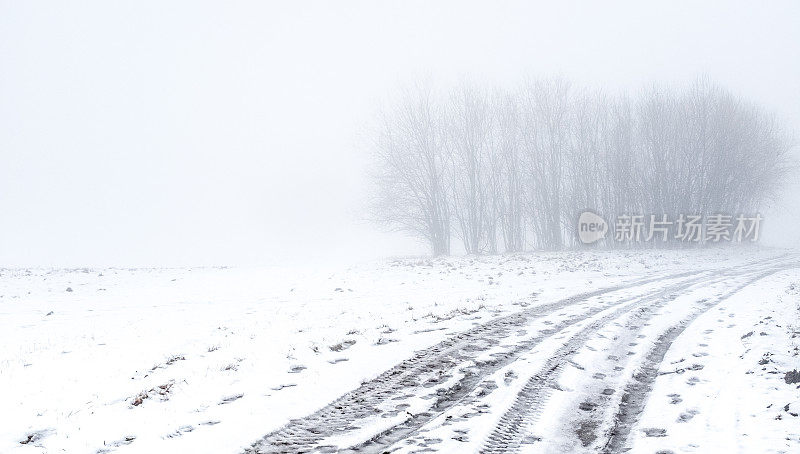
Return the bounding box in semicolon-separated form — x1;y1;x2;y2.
370;78;793;255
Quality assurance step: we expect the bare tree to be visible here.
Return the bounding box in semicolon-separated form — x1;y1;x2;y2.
491;90;526;252
519;77;572;249
444;83;495;254
370;77;794;255
370;84;451;255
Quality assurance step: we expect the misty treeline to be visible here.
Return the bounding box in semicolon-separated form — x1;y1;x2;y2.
370;78;794;255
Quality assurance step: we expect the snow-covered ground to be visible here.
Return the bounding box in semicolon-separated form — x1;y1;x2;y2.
1;249;798;453
629;270;800;453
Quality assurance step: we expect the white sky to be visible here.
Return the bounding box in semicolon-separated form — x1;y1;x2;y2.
1;1;798;266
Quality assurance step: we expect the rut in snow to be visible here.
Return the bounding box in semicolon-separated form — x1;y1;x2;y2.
245;256;791;454
480;257;795;453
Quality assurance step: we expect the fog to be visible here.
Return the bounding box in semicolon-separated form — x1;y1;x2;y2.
1;1;798;267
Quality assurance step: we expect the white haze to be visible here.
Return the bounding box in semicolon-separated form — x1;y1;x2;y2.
0;0;798;267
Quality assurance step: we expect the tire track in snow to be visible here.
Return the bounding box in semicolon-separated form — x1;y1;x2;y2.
246;271;702;453
361;268;736;454
245;257;786;453
478;256;795;453
600;259;800;453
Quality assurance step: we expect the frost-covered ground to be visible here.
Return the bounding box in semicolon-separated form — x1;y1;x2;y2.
1;249;798;453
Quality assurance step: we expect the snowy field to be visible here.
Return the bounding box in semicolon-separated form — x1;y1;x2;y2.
2;249;799;453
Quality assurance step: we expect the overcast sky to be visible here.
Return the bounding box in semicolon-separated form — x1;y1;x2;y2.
1;1;798;267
